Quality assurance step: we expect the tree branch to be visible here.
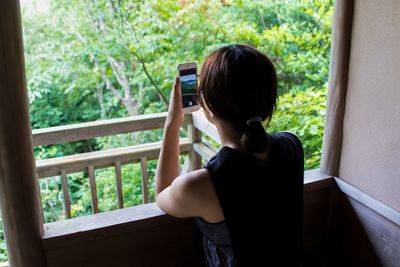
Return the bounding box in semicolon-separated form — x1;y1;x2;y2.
96;83;107;118
107;56;133;100
78;1;162;113
118;35;169;106
75;5;140;115
75;33;124;103
93;57;124;102
131;49;169;106
108;0;117;13
107;56;138;115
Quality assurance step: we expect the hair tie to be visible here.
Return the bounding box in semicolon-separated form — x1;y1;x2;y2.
246;116;262;126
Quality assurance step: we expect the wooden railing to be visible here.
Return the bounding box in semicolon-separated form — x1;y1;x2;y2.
33;111;217;219
33;111;338;267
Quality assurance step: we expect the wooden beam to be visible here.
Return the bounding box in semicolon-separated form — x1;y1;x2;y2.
320;0;354;176
202;138;220;152
180;157;190;174
42;203;201;267
193;142;216;162
36;139;192;178
40;171;332;267
43;203;164;241
334;177;400;226
0;1;46;265
32;113;192;146
192;110;221;144
187;124;202;170
303;169;333;193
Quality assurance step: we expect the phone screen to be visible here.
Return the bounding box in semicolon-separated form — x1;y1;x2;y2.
179;68;198;108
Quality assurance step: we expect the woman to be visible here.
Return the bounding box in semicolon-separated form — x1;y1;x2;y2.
156;44;304;266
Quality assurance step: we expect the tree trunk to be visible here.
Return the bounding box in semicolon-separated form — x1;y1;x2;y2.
122;98;138;116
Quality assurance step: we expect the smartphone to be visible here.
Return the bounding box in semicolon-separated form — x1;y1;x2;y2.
177;62;199;111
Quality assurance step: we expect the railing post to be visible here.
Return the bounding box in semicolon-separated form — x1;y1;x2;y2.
114;161;124;209
140;157;150;204
0;0;46;265
88;165;99;213
188;124;202;171
61;170;71;219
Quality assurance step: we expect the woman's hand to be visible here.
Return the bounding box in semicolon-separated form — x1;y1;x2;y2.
166;76;184;127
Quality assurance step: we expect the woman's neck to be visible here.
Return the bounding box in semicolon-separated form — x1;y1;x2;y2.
214;118;270;161
214;120;242;150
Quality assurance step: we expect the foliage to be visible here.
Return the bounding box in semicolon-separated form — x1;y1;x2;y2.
269;87;327;170
22;0;333;158
0;0;333;261
0;218;6;263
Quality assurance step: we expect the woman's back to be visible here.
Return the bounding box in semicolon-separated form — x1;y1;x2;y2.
196;131;304;266
155;44;303;266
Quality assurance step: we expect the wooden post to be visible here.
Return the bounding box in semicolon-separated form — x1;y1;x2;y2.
114;161;124;209
0;1;46;266
187;124;202;171
60;170;71;219
140;157;150;204
88;165;99;213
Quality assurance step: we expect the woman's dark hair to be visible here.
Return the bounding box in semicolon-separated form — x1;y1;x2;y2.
198;44;277;153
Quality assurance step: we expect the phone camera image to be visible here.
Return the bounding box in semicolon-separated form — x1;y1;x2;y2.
179;68;198;108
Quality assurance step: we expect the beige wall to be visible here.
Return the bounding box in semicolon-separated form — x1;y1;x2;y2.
339;0;400;211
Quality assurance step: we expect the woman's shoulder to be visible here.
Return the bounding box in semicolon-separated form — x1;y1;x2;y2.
272;131;303;155
272;131;302;145
205;146;237;167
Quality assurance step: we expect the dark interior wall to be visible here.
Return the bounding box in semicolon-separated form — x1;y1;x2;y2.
326;184;400;267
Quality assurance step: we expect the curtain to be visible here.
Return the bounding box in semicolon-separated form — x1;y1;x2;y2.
320;0;354;176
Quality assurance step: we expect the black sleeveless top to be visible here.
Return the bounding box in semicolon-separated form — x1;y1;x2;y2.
194;132;304;267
